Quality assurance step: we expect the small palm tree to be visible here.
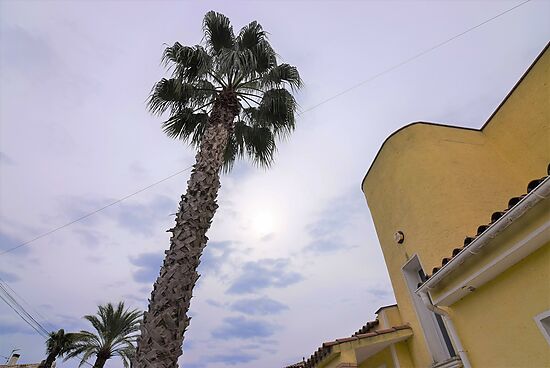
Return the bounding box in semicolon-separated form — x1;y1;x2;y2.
65;302;141;368
135;10;301;368
39;329;76;368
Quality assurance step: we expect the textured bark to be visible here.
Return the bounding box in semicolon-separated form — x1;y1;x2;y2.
134;92;240;368
93;354;109;368
39;349;59;368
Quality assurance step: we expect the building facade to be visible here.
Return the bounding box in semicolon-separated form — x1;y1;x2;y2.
288;43;549;368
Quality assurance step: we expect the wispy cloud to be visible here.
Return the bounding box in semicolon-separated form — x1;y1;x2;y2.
212;316;275;340
303;189;364;253
72;228;105;248
0;270;20;282
206;352;259;365
0;230;28;255
231;296;288;316
129;251;163;284
0;319;37;335
227;258;303;294
198;240;233;275
115;196;174;236
0;152;15;165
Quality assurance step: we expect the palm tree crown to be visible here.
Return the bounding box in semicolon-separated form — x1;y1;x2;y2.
148;10;302;171
135;11;301;367
39;329;76;368
65;302;141;368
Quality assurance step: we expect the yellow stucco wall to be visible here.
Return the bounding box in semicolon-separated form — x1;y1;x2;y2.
451;242;550;367
358;347;394;368
361;44;550;367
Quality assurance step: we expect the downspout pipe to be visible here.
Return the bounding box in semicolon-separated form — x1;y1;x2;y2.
418;291;472;368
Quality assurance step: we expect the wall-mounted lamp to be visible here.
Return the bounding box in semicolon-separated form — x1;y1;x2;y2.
394;231;405;244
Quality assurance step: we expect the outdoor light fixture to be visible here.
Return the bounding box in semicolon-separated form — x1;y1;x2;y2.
394;230;405;244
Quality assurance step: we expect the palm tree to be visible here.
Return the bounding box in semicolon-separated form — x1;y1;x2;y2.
134;10;301;368
65;302;141;368
39;329;76;368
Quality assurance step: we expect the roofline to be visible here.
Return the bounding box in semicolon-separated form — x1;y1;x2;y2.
361;41;550;193
417;175;550;293
374;303;398;315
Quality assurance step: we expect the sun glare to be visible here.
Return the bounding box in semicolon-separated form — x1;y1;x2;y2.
251;209;278;237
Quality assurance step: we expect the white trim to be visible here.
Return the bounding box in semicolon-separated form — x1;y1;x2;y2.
390;344;401;368
417;176;550;293
534;310;550;346
402;255;451;363
433;220;550;305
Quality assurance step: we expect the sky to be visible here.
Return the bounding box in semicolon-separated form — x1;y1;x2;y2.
0;0;548;367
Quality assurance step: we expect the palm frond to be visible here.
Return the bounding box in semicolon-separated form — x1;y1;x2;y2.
241;88;297;138
240;123;276;168
260;64;302;90
162;43;211;81
161;109;208;144
236;21;266;51
148;78;216;116
203;11;234;53
250;39;277;75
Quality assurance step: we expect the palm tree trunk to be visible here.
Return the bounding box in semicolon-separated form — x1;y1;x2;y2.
39;350;58;368
93;354;109;368
134;92;239;368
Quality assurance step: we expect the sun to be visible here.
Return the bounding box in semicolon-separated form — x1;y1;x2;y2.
251;209;278;237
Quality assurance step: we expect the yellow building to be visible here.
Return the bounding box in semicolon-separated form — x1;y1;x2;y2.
288;43;550;368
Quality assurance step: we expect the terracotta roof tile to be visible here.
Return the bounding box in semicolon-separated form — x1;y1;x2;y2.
424;168;549;282
300;324;411;368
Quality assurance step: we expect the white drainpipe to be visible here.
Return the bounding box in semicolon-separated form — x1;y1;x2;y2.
418;291;472;368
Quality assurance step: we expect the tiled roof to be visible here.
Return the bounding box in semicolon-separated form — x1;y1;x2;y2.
302;324;410;368
352;319;379;336
424;164;550;281
284;362;305;368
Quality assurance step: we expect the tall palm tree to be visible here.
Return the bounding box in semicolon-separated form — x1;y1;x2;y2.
135;10;302;368
65;302;141;368
39;329;76;368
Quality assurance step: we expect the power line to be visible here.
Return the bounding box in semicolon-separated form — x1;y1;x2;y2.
1;278;56;331
0;277;94;367
299;0;532;115
0;0;533;257
0;290;48;338
0;165;194;256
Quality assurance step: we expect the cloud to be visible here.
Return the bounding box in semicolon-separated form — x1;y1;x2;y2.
227;258;303;294
0;270;20;283
59;195;175;236
212;316;275;340
303;188;365;253
0;152;15;165
0;230;28;255
0;25;55;74
73;228;105;248
129;251;164;284
207;352;259;365
231;296;288;316
0;319;37;335
115;196;175;236
198;240;233;275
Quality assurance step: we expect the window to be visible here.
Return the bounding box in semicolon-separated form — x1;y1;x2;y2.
402;256;456;363
534;310;550;345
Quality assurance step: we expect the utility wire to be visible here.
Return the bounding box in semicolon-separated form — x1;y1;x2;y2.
1;280;55;331
0;291;47;338
0;0;532;257
0;281;49;336
0;165;194;256
299;0;532;115
0;277;94;367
